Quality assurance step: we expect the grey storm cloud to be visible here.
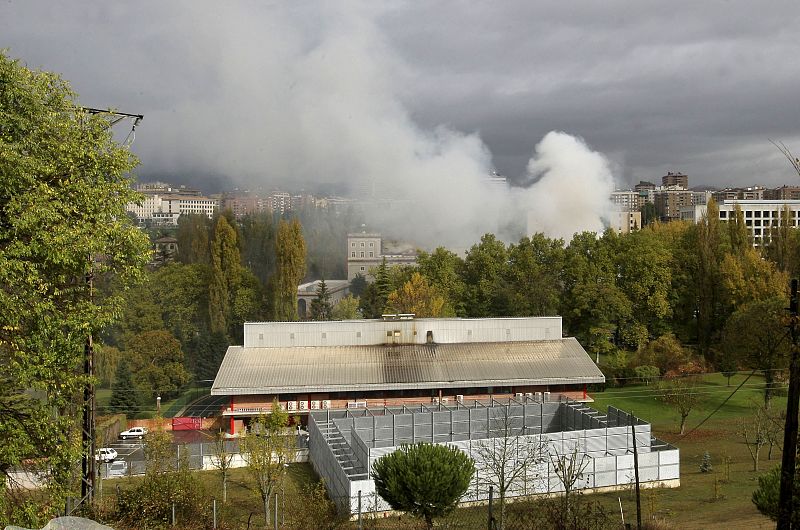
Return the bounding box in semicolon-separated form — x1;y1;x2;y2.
2;1;800;245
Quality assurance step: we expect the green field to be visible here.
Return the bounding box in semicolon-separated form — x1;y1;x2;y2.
96;386;209;419
588;372;781;529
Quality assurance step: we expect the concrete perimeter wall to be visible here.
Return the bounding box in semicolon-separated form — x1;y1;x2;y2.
309;401;679;515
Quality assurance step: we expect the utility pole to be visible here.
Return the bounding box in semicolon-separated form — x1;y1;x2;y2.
80;259;95;506
778;278;800;529
631;412;642;530
76;108;142;511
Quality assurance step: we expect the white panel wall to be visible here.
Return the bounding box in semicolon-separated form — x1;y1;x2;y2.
244;317;563;348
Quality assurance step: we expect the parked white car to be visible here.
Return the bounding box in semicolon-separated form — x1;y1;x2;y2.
95;447;118;462
119;426;148;440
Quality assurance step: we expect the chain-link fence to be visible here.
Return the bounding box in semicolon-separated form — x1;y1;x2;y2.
82;483;622;529
97;434;309;479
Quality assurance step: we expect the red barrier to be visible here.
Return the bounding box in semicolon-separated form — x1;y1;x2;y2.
171;417;202;431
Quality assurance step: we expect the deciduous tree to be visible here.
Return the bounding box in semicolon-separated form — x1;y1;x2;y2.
462;234;509;317
209;215;241;334
721;297;790;407
272;219;306;321
176;213;212;265
657;377;701;435
503;234;565;317
385;272;448;317
211;430;235;503
240;401;295;526
0;52;150;524
416;247;466;316
474;406;546;530
127;330;191;401
332;294;361;320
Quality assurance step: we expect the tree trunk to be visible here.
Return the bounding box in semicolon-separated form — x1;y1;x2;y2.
425;514;433;530
264;495;270;527
764;370;774;407
223;474;227;503
499;490;506;530
679;414;688;435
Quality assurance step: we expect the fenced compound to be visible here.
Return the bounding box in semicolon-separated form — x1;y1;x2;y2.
96;436;309;479
308;397;680;515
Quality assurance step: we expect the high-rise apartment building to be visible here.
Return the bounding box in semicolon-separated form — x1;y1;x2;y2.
662;172;688;189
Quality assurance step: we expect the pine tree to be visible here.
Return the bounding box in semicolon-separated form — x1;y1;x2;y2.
109;360;140;416
194;331;230;382
700;451;713;473
309;279;333;320
372;442;475;530
272;219;306;321
374;258;392;313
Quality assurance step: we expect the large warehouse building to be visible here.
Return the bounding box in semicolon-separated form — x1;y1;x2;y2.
211;316;605;435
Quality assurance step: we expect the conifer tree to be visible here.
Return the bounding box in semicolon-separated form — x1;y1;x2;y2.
372;442;475;530
309;279;333;320
109;360;140;416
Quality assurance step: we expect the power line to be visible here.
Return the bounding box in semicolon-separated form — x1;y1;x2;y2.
677;369;758;439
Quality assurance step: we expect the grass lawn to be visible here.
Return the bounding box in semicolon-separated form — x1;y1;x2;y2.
96;386;209;419
588;372;783;529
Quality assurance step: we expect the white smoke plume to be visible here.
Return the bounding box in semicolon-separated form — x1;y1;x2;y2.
518;132;616;242
32;3;616;248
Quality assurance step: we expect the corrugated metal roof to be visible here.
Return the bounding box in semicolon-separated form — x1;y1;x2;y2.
211;337;605;395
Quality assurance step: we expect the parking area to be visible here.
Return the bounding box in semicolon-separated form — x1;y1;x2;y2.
98;429;224;478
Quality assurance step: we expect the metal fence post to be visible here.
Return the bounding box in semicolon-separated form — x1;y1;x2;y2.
213;498;217;529
274;492;279;530
358;490;362;530
172;502;176;526
487;486;493;530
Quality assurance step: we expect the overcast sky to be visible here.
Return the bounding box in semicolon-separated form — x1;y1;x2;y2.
4;1;800;193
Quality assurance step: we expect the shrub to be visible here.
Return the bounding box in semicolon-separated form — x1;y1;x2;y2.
372;442;474;530
634;365;660;385
700;451;712;473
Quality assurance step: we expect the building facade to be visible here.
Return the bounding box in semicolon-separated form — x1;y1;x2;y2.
661;172;688;189
127;182;218;225
609;210;642;234
346;233;417;281
680;199;800;247
211;316;605;435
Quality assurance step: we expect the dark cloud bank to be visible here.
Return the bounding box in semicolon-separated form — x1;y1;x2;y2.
3;2;800;245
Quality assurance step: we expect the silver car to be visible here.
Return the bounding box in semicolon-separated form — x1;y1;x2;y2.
106;460;128;477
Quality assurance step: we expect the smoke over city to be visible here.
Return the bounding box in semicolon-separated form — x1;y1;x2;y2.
183;4;616;248
7;4;617;248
